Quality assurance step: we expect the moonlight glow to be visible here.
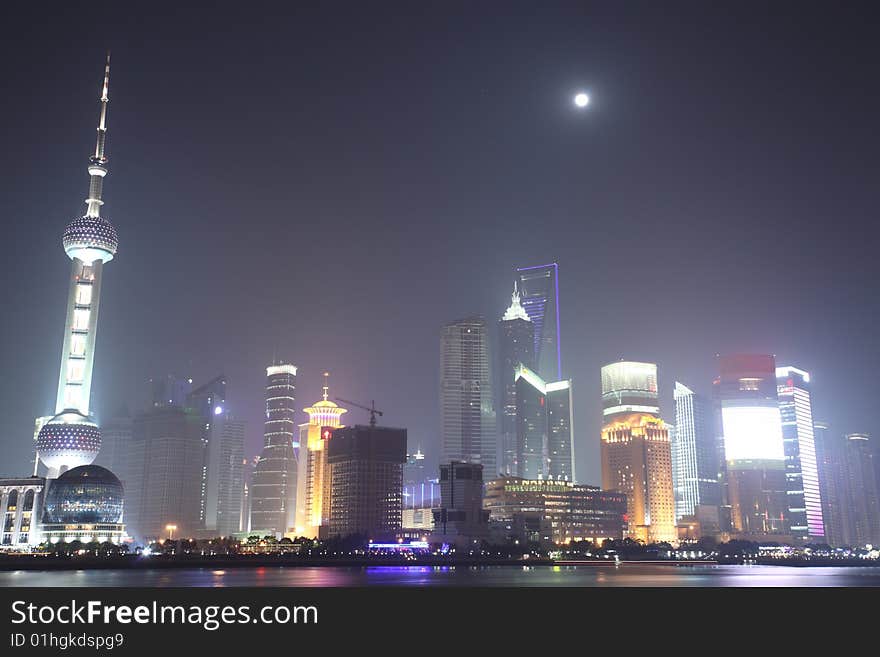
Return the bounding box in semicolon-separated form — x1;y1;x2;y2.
574;92;590;108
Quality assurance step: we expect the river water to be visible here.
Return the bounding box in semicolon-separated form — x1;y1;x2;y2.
2;563;879;586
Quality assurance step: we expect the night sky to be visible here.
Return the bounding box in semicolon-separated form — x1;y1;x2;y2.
2;3;878;485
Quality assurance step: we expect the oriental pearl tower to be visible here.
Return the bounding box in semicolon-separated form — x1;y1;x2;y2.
35;54;119;478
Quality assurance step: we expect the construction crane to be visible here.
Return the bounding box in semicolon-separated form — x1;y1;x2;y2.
336;398;383;427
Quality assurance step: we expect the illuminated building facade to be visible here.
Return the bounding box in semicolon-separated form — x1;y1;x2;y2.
1;478;45;549
35;55;119;479
497;283;535;475
672;382;721;520
294;375;347;538
514;364;575;481
516;263;562;382
250;364;298;536
776;366;824;540
600;361;675;543
326;425;407;540
484;477;626;545
440;316;497;478
714;354;789;539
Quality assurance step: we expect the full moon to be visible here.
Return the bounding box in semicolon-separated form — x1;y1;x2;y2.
574;92;590;108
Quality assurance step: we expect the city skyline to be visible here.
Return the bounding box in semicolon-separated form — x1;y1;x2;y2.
2;5;878;492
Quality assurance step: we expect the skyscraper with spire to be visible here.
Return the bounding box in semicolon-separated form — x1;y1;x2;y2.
294;373;347;538
497;283;535;475
35;54;119;479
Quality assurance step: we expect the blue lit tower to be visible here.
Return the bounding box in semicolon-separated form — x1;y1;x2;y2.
36;54;119;479
516;263;561;382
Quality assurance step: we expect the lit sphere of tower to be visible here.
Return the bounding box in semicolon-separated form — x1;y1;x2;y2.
62;215;118;264
36;409;101;474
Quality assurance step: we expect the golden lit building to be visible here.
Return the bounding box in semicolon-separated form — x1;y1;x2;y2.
600;361;676;544
292;374;347;539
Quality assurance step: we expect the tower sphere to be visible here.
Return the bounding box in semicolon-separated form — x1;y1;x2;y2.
62;215;118;264
36;409;101;472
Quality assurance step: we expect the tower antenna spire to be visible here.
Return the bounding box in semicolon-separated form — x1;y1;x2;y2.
322;372;330;401
85;52;111;218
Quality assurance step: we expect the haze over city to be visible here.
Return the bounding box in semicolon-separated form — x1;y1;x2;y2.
2;2;877;489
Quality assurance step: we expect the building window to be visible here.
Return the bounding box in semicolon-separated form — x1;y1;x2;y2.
75;283;92;306
70;334;87;357
67;358;85;383
73;309;91;330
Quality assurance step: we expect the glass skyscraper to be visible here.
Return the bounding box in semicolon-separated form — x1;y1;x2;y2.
514;364;575;481
440;316;497;477
776;366;824;541
516;263;561;382
497;284;535;475
672;382;721;520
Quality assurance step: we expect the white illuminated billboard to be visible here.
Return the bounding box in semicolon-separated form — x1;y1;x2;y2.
721;404;785;462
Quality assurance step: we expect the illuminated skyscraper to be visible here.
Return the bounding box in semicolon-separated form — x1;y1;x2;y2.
514;364;575;481
497;283;535;475
294;373;347;538
776;366;824;541
600;361;675;543
516;263;561;381
35;55;119;479
714;354;789;539
440;316;497;477
250;364;298;536
672;382;721;520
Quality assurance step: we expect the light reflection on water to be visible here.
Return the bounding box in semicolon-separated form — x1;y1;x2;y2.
1;564;879;587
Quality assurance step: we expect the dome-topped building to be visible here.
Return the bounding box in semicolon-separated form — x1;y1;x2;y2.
41;465;126;544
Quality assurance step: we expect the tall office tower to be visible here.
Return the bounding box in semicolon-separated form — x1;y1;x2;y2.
515;263;561;381
250;364;298;536
294;375;347;538
240;456;258;533
714;354;789;539
34;55;119;479
776;366;824;541
187;375;227;528
92;408;131;477
813;421;837;543
184;375;246;536
497;284;535;475
440;317;497;478
841;434;880;547
326;425;407;540
600;361;675;544
672;383;721;520
147;374;193;409
432;462;490;546
513;365;575;481
127;406;204;542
